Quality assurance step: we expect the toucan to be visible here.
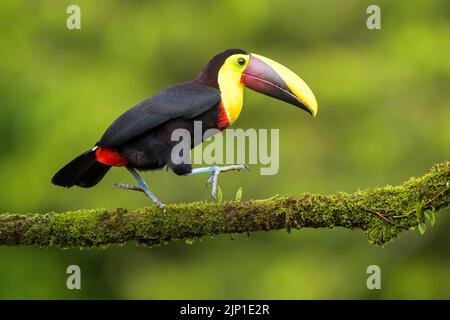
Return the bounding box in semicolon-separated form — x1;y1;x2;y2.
52;49;318;210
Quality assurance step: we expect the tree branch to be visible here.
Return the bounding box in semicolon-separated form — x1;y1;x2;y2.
0;162;449;248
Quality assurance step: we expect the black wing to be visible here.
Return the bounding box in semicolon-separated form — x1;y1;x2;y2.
98;82;221;147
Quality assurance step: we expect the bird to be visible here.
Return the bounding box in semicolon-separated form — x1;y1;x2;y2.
52;48;318;210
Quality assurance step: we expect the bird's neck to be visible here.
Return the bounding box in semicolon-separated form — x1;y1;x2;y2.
217;65;244;125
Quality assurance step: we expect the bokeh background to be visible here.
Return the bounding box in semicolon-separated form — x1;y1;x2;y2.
0;0;449;299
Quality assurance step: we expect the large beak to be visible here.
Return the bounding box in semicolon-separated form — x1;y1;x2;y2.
241;54;318;117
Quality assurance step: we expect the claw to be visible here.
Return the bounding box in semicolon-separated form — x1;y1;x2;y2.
187;164;248;200
200;165;248;200
210;170;219;200
158;202;167;213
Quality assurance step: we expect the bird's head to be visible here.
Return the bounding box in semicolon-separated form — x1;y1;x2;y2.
198;49;318;117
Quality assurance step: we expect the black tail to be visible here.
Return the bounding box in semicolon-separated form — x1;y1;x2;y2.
52;149;111;188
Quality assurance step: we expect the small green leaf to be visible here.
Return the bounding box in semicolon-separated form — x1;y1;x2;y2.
424;210;435;226
217;186;223;204
415;201;424;218
418;223;427;235
235;187;243;202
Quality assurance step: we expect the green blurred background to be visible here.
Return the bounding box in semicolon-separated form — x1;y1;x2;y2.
0;0;449;299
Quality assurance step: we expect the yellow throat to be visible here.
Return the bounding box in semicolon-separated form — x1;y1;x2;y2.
217;55;248;124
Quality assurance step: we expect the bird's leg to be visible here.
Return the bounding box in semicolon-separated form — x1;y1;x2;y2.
113;168;166;211
187;165;248;199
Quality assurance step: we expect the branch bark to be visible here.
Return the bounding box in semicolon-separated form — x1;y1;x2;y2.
0;162;449;248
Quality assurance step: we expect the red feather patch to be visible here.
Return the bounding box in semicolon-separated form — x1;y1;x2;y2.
95;147;128;167
217;102;230;130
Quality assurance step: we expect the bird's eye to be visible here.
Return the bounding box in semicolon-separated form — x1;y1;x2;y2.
237;57;246;66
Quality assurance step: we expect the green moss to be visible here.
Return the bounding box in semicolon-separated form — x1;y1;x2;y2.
0;162;448;249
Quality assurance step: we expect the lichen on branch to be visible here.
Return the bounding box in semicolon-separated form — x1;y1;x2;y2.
0;162;449;248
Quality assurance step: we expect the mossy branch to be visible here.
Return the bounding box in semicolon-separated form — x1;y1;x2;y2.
0;162;449;248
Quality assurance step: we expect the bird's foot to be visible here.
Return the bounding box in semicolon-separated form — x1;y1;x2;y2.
205;165;249;199
113;183;166;212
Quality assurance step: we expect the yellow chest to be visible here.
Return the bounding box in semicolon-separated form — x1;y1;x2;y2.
217;64;244;125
